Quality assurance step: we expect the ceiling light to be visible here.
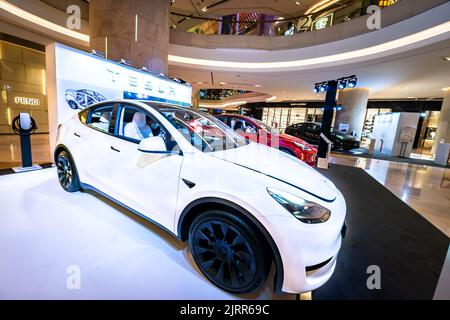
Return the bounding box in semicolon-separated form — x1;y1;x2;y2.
442;87;450;91
337;79;347;89
254;84;261;87
195;81;204;84
347;77;357;88
442;57;450;61
408;96;416;99
201;7;208;12
266;96;277;101
305;0;339;15
168;22;450;71
219;82;227;85
295;1;300;5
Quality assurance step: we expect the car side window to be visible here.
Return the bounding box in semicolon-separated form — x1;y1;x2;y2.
216;116;226;123
243;120;257;134
85;104;114;134
118;104;178;151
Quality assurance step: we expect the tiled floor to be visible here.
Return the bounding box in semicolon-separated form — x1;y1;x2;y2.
330;154;450;237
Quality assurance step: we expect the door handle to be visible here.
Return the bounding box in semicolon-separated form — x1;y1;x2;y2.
110;146;120;152
74;132;81;138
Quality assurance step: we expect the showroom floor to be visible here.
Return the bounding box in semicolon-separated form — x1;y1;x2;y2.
330;154;450;237
0;168;294;300
0;144;449;299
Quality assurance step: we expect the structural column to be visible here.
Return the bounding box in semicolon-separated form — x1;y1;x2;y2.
89;0;170;75
432;88;450;154
335;88;370;138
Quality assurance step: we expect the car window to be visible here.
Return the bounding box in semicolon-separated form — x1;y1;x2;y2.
242;120;257;134
150;104;247;153
216;116;226;123
117;104;177;151
86;104;114;134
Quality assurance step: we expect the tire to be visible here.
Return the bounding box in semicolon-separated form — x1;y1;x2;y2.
56;150;81;192
188;210;270;294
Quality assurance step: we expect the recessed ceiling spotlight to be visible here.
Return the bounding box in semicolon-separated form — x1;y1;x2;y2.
195;81;203;84
442;57;450;61
347;77;357;88
442;87;450;91
201;7;208;12
219;82;227;85
295;1;300;5
254;84;261;87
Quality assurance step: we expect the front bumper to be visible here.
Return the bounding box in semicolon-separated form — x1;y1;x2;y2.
259;195;346;294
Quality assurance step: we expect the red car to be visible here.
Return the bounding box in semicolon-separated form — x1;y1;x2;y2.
215;114;317;166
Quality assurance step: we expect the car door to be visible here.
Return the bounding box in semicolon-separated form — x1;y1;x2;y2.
103;103;183;232
74;102;122;196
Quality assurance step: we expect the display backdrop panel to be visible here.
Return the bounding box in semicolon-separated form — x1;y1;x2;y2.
46;43;192;149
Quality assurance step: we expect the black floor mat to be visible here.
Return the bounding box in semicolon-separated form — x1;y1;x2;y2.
314;164;449;299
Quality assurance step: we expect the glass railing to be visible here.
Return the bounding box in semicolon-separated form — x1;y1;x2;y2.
169;0;400;36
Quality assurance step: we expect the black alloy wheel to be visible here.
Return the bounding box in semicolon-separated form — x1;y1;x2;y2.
189;211;270;294
56;150;80;192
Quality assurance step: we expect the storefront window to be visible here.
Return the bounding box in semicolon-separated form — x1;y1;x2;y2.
0;40;48;166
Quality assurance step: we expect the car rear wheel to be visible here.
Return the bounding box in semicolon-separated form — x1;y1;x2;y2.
56;150;80;192
188;210;270;294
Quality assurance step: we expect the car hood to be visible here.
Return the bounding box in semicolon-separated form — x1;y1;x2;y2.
209;142;336;202
278;133;316;149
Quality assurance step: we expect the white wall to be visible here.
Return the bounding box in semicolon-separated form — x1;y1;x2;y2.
372;112;420;157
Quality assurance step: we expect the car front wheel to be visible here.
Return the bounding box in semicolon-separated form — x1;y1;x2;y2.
188;210;270;294
56;150;81;192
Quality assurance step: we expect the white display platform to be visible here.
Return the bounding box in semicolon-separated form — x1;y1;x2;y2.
0;168;292;300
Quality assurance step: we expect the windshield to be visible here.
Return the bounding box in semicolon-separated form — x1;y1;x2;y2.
252;118;279;134
149;104;248;152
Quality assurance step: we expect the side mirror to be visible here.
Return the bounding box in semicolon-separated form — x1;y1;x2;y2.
138;136;167;153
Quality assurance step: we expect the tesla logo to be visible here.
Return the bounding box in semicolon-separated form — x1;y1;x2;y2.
14;97;40;106
66;265;81;290
366;265;381;290
366;5;381;30
66;5;81;30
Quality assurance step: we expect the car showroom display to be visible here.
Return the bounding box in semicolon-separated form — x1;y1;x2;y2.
285;122;360;151
216;114;317;166
55;99;346;294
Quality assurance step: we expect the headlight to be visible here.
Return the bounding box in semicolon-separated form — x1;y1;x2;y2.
267;188;331;224
294;141;312;151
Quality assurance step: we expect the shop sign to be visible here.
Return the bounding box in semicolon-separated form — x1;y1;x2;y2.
14;96;41;106
312;13;334;30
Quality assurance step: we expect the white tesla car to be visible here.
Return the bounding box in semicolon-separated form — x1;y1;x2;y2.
55;99;346;294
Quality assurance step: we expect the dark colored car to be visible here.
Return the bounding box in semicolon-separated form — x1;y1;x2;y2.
285;122;360;151
215;114;317;166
